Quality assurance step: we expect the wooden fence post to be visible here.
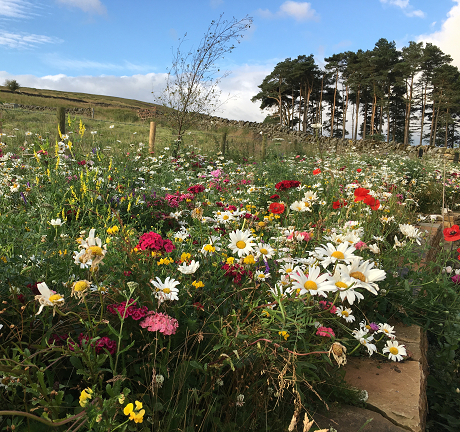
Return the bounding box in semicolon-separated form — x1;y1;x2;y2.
57;107;65;137
220;132;227;156
261;135;267;160
149;122;156;154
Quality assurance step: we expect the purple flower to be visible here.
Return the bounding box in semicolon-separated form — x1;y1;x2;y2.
451;274;460;284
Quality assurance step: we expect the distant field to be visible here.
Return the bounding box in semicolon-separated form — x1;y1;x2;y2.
0;86;314;159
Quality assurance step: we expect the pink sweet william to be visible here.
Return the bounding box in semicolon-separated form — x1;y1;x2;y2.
140;312;179;336
316;327;335;338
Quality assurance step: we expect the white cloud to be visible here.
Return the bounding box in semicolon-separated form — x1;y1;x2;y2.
210;0;224;8
417;0;460;68
0;63;271;122
56;0;106;15
42;53;155;73
0;31;62;48
0;0;39;19
257;1;319;22
379;0;425;18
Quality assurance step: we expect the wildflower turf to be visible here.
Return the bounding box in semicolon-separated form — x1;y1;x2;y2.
1;117;460;431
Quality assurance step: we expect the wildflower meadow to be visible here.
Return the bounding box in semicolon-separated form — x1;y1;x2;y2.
1;115;460;431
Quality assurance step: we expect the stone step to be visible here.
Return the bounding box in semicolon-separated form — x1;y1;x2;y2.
342;324;428;432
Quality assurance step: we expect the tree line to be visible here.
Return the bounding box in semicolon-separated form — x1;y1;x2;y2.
251;39;460;147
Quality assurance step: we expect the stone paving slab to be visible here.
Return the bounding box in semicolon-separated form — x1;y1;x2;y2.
343;357;426;432
314;405;409;432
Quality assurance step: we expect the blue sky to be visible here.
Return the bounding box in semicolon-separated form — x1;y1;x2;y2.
1;0;460;121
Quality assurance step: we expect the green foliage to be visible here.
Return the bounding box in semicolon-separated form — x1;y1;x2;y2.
4;79;20;92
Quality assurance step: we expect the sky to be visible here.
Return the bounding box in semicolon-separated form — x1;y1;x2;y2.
1;0;460;122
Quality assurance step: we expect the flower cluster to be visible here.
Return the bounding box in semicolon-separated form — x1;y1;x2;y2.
107;300;148;321
69;333;117;355
275;180;301;191
140;312;179;335
135;231;175;253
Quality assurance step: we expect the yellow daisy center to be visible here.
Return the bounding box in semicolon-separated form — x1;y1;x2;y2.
335;281;348;289
350;271;366;282
236;240;246;249
74;281;88;291
258;274;265;278
389;347;399;355
260;248;268;255
223;215;229;220
49;294;62;302
331;251;345;259
162;288;171;294
304;281;318;290
89;245;103;256
286;268;293;273
341;310;349;317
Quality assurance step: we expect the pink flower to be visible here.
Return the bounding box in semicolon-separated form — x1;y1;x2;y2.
316;327;335;338
287;231;312;242
140;312;179;336
354;241;368;250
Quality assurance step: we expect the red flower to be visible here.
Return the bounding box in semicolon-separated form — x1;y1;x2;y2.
354;188;370;202
313;169;321;175
444;225;460;242
275;180;300;191
269;202;285;214
270;194;280;200
363;195;380;210
332;199;347;209
357;168;362;173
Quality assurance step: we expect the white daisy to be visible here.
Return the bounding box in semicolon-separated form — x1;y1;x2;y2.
330;267;364;305
345;259;386;295
150;277;180;303
290;200;311;212
216;211;235;224
228;229;255;257
289;266;335;297
35;282;65;315
383;340;407;361
378;323;396;339
177;260;200;274
255;271;270;281
313;242;357;268
49;218;64;226
255;243;276;260
399;224;423;245
336;306;355;323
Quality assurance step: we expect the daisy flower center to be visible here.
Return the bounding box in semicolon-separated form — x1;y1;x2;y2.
236;240;246;249
49;294;62;302
304;281;318;290
389;347;399;355
260;248;268;255
162;288;171;294
335;281;348;289
341;311;349;317
74;281;88;291
286;268;293;273
89;246;103;256
350;271;366;282
223;215;229;220
331;251;345;259
258;274;265;278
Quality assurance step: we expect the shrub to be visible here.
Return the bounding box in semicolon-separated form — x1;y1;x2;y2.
4;79;20;92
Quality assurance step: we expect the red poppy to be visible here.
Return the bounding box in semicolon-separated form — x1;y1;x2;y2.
443;225;460;242
356;168;362;173
354;188;370;202
270;194;280;201
363;195;380;210
313;169;321;175
269;202;285;214
333;199;348;209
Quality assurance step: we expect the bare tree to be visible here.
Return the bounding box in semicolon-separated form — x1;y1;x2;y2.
155;14;252;154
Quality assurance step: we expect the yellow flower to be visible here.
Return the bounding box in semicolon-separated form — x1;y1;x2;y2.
180;252;191;263
192;280;204;289
79;388;93;407
124;401;145;424
278;331;289;340
226;257;235;265
203;244;215;253
243;254;255;265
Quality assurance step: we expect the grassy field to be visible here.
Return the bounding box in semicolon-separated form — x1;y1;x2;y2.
0;86;317;160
